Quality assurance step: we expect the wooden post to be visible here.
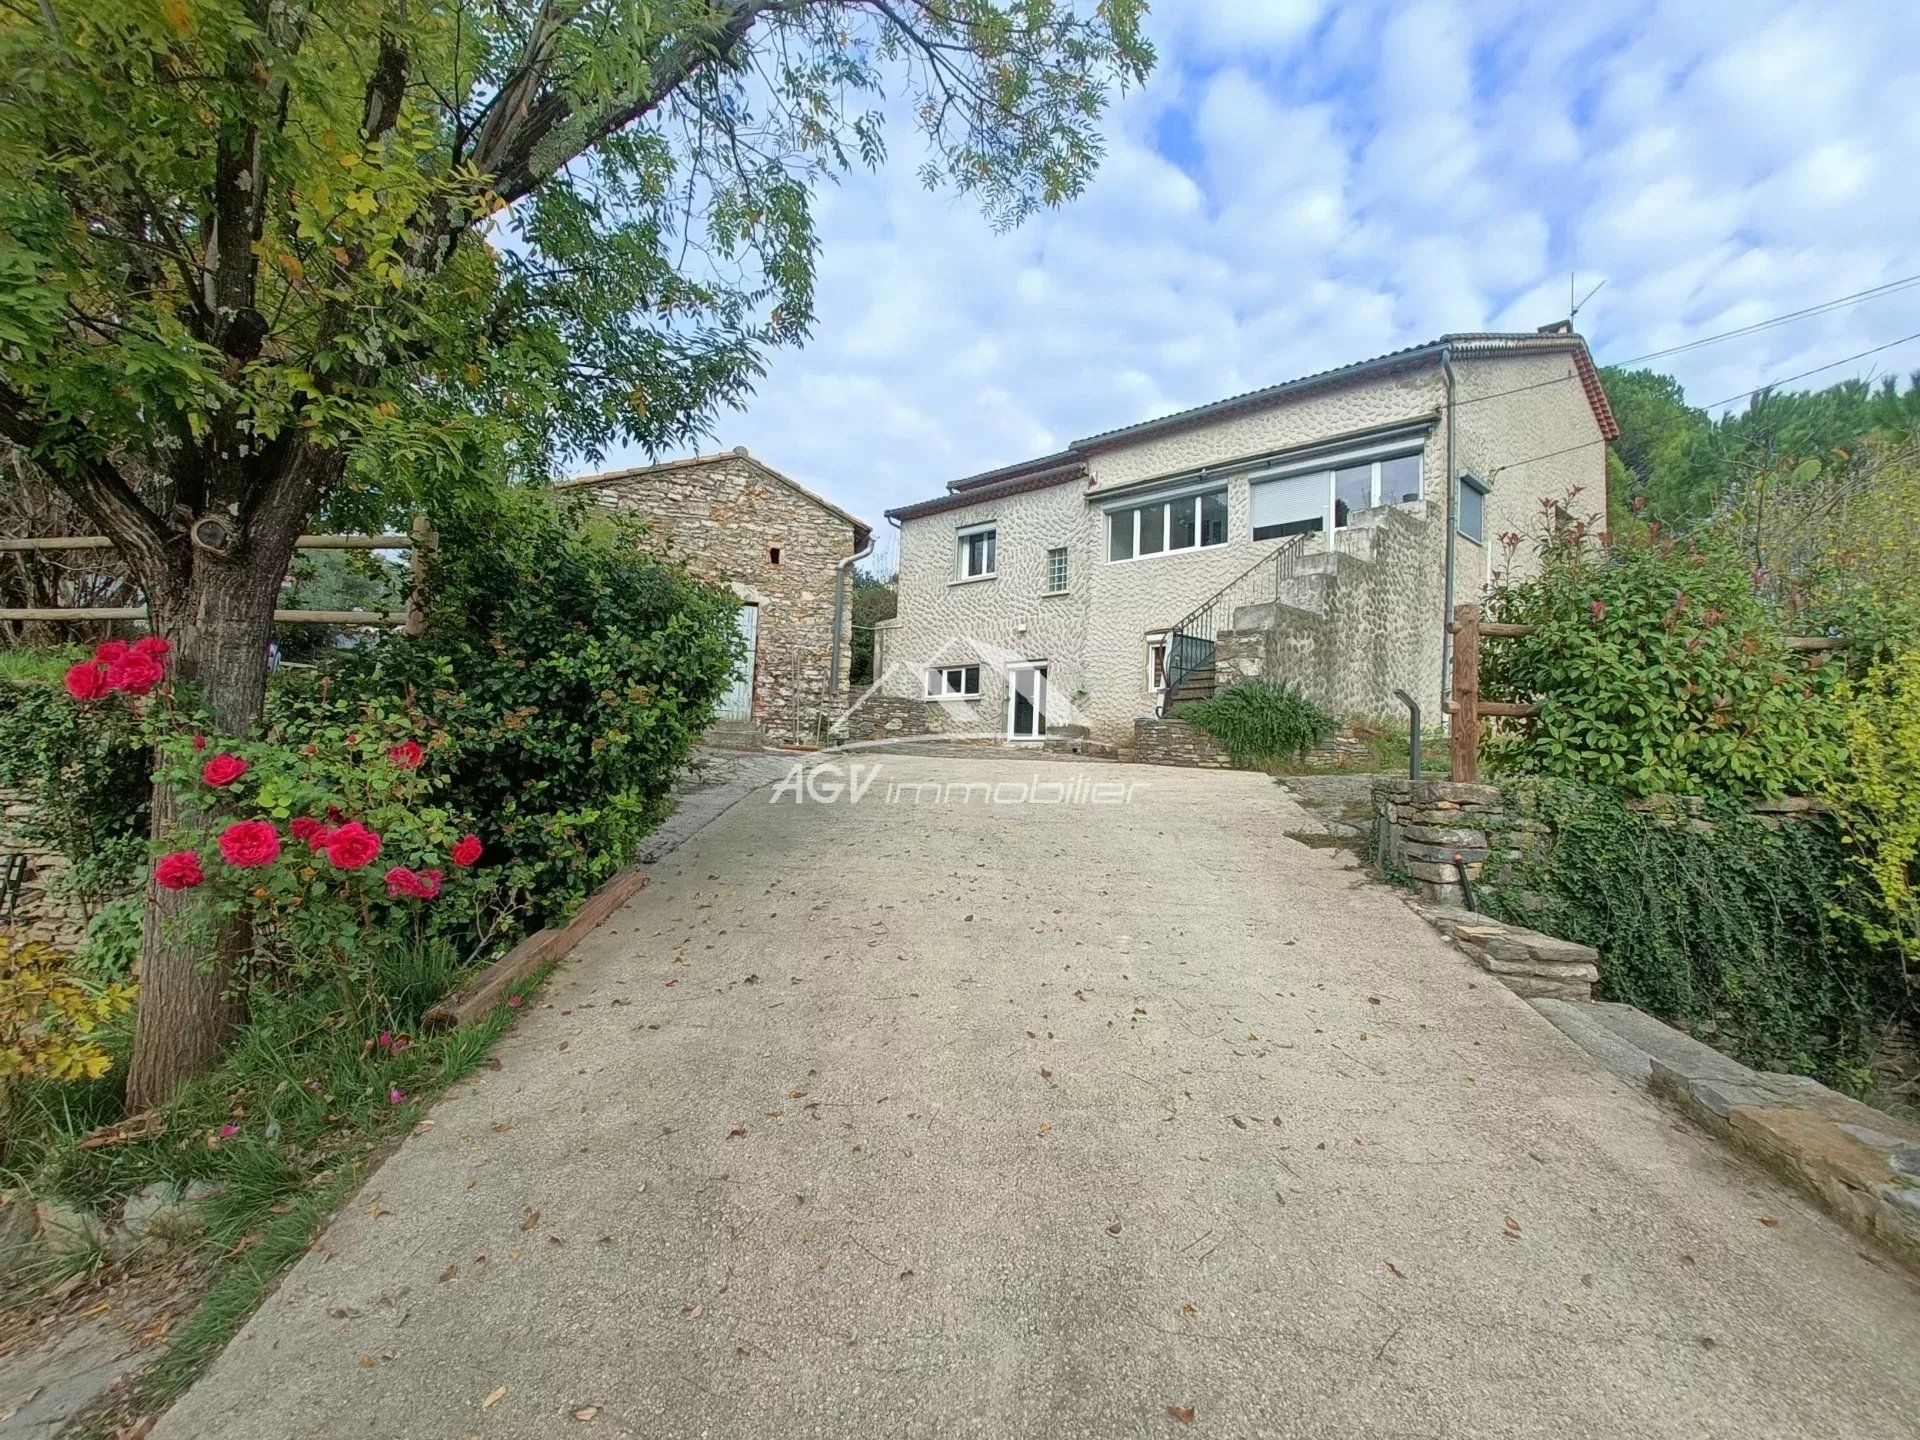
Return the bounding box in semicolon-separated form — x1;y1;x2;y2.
406;514;437;636
1450;602;1480;782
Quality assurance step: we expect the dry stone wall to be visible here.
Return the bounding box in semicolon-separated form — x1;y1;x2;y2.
0;785;90;950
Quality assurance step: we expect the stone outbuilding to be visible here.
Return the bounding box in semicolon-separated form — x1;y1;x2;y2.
559;449;872;746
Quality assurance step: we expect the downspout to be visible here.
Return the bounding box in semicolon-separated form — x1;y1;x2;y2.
1439;345;1459;713
828;528;875;701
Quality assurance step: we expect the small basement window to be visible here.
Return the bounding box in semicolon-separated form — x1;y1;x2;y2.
926;664;982;698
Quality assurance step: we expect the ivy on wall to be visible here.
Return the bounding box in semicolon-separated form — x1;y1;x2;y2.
1482;781;1903;1093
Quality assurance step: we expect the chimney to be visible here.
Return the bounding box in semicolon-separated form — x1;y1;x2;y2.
1537;320;1573;336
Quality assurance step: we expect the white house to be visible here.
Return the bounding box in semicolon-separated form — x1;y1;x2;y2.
862;327;1617;749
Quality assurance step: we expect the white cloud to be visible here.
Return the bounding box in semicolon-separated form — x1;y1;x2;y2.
588;0;1920;537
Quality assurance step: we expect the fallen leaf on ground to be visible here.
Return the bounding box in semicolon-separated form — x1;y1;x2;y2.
1757;1215;1780;1228
520;1207;540;1231
482;1385;507;1409
573;1406;600;1421
1385;1261;1405;1278
439;1264;457;1282
729;1126;748;1138
1038;1122;1050;1135
1168;1405;1196;1423
1106;1222;1123;1236
1040;1067;1053;1079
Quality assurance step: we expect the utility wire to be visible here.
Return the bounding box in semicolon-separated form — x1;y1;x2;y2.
1448;272;1920;415
1486;331;1920;478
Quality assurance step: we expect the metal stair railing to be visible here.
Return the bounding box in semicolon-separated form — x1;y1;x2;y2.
1158;533;1310;715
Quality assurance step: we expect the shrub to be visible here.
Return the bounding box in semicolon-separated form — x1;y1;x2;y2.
0;934;131;1087
1175;680;1337;769
1481;782;1906;1092
1481;518;1844;797
297;490;740;923
1830;647;1920;972
0;675;150;910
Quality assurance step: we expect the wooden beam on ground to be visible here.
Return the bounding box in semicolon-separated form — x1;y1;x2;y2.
421;867;650;1031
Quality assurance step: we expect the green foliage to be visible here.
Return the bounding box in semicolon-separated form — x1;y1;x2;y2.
1483;519;1843;797
0;677;151;906
1175;680;1337;770
298;490;741;923
0;935;131;1086
1600;367;1708;530
849;570;897;687
0;645;86;685
274;549;408;663
1482;783;1905;1092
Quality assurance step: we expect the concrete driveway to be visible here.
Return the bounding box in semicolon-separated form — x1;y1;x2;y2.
156;753;1920;1439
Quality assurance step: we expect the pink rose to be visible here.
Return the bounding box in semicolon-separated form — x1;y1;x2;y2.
388;740;424;771
218;820;281;868
322;822;381;870
451;834;482;867
64;662;112;701
154;850;205;890
108;652;164;696
202;753;248;787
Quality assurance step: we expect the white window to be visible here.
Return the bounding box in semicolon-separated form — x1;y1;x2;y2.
1045;547;1068;593
926;664;982;698
1459;473;1489;544
956;524;996;581
1107;487;1228;562
1250;449;1423;540
1145;633;1169;692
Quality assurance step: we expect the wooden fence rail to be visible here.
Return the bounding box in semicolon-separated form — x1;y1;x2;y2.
0;517;436;635
1443;602;1845;783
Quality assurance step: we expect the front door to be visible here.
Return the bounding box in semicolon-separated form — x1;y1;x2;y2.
718;604;757;720
1007;663;1047;741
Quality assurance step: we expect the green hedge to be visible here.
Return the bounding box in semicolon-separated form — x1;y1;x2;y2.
1175;679;1336;769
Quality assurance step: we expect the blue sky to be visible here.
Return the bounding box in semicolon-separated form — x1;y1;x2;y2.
593;0;1920;571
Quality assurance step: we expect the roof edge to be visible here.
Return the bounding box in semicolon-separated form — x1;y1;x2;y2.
559;449;872;539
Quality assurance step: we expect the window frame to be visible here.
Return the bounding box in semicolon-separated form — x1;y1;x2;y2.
954;522;998;582
1144;632;1169;693
1105;485;1230;564
1458;472;1489;544
1250;447;1425;542
1044;546;1069;594
925;663;983;699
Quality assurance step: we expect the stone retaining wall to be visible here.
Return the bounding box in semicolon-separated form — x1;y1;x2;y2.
1370;777;1544;908
1128;717;1232;768
0;785;90;950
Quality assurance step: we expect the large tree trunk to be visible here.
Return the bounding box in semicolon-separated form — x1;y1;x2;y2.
121;544;291;1111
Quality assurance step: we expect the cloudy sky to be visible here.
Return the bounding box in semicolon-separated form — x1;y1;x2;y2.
596;0;1920;570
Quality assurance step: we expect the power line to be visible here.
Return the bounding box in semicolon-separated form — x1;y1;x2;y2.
1697;330;1920;411
1445;272;1920;419
1486;330;1920;478
1613;273;1920;368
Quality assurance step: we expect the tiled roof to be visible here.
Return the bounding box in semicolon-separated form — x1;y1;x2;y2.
885;455;1089;522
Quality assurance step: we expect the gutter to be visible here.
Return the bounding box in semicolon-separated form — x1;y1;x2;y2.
827;529;875;701
1439;345;1459;712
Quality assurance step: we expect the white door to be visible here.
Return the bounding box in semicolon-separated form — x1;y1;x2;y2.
1007;663;1047;740
718;604;757;720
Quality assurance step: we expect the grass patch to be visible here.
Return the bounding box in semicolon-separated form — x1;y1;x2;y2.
0;643;88;688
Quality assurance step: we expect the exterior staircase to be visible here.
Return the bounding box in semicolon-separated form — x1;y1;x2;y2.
1157;503;1432;716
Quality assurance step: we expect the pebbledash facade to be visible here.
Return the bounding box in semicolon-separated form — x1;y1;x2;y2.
560;449;871;746
864;329;1617;750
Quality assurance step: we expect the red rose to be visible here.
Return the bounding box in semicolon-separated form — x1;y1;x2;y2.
93;640;129;665
132;635;171;658
322;821;381;870
388;740;424;771
218;820;281;868
451;834;482;868
289;817;323;843
64;662;112;701
154;850;205;890
108;653;165;696
305;825;335;854
192;734;208;751
202;753;248;787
